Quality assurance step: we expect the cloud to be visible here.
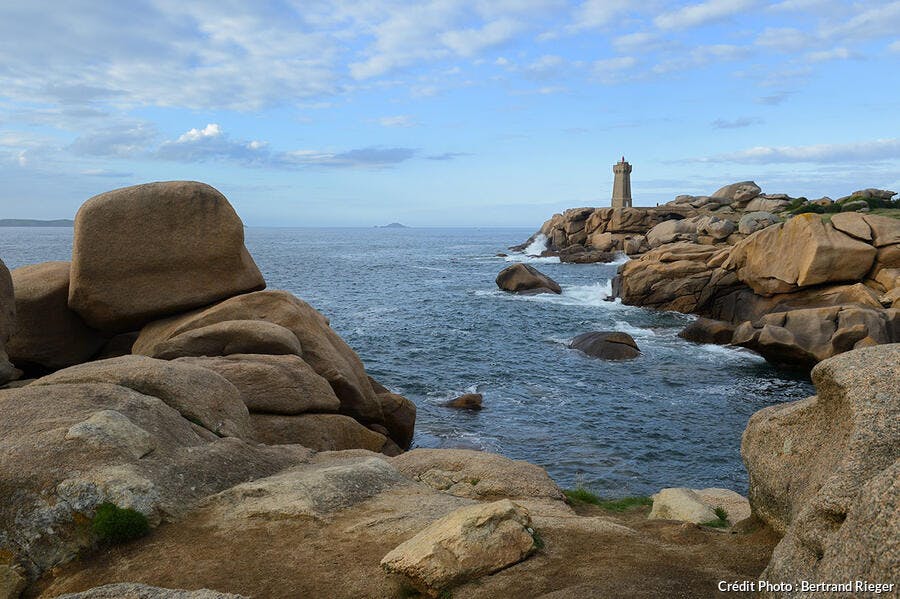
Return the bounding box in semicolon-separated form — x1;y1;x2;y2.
155;123;268;163
819;2;900;40
425;152;471;160
569;0;633;31
378;115;418;127
654;0;757;30
592;56;637;82
282;147;417;168
756;91;793;105
754;27;818;52
891;40;900;52
522;54;567;79
693;138;900;164
611;32;669;54
804;47;860;63
80;168;133;178
711;116;763;129
69;124;158;157
652;44;748;74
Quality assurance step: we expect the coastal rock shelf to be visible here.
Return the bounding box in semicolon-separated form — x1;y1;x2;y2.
517;182;900;368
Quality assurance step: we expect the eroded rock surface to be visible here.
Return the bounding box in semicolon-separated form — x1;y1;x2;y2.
495;264;561;295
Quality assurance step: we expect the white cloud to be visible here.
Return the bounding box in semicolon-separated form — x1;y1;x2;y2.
890;40;900;52
754;27;817;52
820;2;900;39
652;44;748;74
654;0;757;30
441;18;523;57
378;115;417;127
711;116;763;129
805;47;860;63
570;0;633;31
176;123;223;143
695;138;900;163
612;32;666;53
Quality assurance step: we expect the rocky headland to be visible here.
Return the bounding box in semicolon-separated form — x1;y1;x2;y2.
516;182;900;368
1;181;897;598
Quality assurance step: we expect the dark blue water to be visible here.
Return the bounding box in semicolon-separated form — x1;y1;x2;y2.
0;226;813;496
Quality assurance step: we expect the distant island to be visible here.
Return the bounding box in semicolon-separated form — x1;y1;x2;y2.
0;219;73;227
379;222;409;228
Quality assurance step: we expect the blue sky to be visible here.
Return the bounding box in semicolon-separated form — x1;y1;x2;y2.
1;0;898;226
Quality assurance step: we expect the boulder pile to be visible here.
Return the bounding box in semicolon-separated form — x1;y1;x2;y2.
0;181;415;587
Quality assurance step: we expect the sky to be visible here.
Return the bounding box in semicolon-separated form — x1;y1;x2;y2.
0;0;898;226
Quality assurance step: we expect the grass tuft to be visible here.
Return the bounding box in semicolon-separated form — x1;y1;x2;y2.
701;506;730;528
91;502;149;544
563;488;653;511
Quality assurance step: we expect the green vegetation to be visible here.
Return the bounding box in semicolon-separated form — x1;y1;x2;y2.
531;529;545;551
868;208;900;220
563;488;653;511
701;506;730;529
91;502;150;543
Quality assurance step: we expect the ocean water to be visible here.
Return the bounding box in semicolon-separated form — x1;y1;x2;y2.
0;226;814;497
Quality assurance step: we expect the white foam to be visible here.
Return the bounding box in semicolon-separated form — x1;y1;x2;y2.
696;343;766;362
612;320;656;337
504;254;561;264
524;233;549;256
608;252;631;265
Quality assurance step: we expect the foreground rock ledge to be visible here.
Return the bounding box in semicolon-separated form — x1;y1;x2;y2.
742;343;899;590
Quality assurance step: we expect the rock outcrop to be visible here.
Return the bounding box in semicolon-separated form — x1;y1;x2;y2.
6;261;106;372
380;499;537;597
742;344;899;589
495;263;561;295
68;181;266;332
55;584;248;599
0;258;18;385
648;488;750;525
569;331;640;360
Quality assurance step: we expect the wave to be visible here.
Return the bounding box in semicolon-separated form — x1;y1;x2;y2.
503;254;561;264
695;342;766;362
608;252;631;265
523;233;549;256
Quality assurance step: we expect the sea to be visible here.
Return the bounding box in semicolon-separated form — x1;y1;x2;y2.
0;226;814;497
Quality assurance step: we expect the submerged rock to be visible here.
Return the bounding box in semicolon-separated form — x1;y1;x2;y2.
445;393;483;410
495;263;561;294
570;331;640;360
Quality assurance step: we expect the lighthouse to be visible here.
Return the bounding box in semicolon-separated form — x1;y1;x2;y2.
612;156;632;208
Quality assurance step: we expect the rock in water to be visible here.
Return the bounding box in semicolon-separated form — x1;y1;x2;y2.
0;258;20;385
445;393;483;410
7;261;106;371
678;318;735;345
380;499;537;596
570;331;640;360
68;181;266;332
495;263;561;294
742;344;899;590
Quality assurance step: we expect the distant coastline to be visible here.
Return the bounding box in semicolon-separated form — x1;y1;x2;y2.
378;222;409;228
0;219;74;227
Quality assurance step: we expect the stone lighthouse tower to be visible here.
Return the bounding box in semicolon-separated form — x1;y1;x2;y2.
612;156;633;208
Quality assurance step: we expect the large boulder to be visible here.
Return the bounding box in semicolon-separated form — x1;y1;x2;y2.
725;214;877;296
0;380;309;580
645;218;697;248
613;243;739;314
7;261;106;371
139;320;303;360
251;413;399;455
495;263;561;294
380;499;537;597
731;306;898;368
742;344;899;589
711;181;761;205
569;331;640;360
31;355;252;439
678;318;735;345
134;291;384;426
648;488;749;525
175;354;340;415
737;211;779;235
375;391;417;450
0;259;18;385
68;181;266;332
